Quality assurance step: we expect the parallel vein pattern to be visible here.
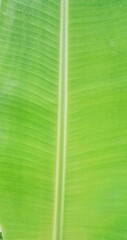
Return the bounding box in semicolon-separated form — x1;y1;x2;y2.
0;1;60;239
1;1;127;240
63;1;127;240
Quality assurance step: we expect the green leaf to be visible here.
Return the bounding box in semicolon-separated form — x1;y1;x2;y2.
0;1;60;239
0;0;127;240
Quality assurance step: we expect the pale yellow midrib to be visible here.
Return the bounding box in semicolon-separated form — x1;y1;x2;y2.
53;0;68;240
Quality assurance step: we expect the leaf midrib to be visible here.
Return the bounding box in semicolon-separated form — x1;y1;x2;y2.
53;1;68;240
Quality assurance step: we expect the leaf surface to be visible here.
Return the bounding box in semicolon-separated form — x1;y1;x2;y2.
0;0;127;240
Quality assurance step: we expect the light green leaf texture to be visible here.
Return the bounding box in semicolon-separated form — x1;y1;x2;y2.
0;0;127;240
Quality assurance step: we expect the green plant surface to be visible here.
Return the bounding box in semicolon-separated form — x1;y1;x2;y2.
0;1;60;239
64;1;127;240
0;0;127;240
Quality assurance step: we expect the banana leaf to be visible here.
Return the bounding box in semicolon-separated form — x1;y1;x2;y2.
0;0;127;239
